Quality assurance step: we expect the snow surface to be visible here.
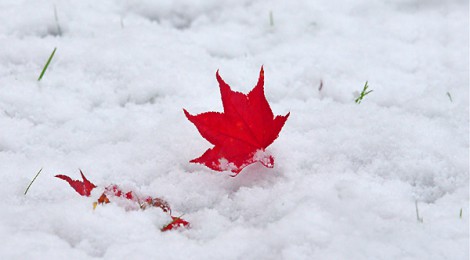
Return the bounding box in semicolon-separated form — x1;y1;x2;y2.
0;0;468;259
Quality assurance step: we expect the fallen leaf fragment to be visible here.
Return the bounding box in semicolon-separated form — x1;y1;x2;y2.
184;66;289;174
56;170;188;231
93;193;110;210
161;216;190;232
96;184;171;213
55;170;96;196
103;184;135;200
142;197;171;212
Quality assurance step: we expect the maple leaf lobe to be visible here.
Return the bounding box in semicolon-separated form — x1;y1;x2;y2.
184;67;289;174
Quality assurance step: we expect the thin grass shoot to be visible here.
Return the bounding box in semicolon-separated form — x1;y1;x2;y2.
38;47;57;81
355;81;373;104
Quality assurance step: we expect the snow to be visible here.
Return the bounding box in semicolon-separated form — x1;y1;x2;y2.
0;0;468;259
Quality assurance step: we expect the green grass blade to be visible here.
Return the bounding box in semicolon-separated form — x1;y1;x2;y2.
446;92;453;102
54;5;62;36
38;47;57;81
269;11;274;27
415;200;423;223
355;81;373;104
24;168;43;195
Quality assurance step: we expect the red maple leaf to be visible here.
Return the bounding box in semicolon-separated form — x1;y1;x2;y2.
55;170;96;196
184;67;289;174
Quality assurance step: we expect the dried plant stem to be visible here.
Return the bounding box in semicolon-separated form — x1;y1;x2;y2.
24;168;43;195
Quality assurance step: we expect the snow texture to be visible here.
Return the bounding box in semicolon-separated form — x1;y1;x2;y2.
0;0;468;259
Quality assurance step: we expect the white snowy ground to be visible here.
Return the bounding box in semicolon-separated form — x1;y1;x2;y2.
0;0;468;259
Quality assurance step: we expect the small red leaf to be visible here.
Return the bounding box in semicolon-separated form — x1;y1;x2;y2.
184;66;289;174
55;170;96;196
161;216;190;232
97;193;110;204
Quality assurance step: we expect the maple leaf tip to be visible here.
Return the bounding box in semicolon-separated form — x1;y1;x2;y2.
79;169;94;184
252;66;264;93
189;158;198;164
215;69;230;90
183;109;199;125
183;108;191;118
55;174;71;181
